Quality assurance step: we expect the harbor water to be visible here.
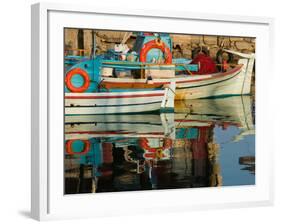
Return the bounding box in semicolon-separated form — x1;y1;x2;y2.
64;95;255;194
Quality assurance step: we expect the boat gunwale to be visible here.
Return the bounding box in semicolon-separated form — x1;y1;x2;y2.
101;64;244;85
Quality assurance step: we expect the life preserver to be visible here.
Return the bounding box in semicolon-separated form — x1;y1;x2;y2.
192;46;210;59
65;68;90;92
139;39;172;64
65;139;91;155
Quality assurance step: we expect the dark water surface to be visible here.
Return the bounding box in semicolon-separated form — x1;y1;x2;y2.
64;96;255;194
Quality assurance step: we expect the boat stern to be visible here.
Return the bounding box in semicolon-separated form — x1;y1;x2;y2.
224;49;255;95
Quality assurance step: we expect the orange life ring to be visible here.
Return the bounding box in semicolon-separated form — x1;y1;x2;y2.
65;139;91;155
65;68;90;92
139;39;172;64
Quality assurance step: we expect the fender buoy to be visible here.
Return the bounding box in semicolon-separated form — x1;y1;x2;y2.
192;46;210;59
139;39;172;64
65;139;91;155
65;68;90;92
216;49;233;71
216;49;234;64
222;60;229;71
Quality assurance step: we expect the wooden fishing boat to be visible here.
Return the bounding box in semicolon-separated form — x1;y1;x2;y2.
98;50;255;100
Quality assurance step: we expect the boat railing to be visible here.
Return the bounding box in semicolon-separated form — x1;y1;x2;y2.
100;60;198;72
223;49;255;59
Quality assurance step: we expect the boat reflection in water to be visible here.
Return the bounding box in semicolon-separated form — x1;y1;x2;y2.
64;96;255;194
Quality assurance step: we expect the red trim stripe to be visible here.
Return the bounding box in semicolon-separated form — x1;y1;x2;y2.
65;93;164;99
175;119;213;123
176;65;242;84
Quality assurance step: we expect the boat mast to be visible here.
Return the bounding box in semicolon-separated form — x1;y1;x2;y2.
91;30;96;59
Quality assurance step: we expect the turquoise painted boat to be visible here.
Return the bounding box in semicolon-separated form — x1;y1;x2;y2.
65;32;255;100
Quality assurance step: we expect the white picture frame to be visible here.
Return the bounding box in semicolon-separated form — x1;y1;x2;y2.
31;2;274;221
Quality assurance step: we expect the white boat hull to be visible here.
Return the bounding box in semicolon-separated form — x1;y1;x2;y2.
65;102;162;115
65;85;175;115
175;58;255;99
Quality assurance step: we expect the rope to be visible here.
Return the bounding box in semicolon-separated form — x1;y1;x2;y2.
90;79;109;92
181;64;194;75
166;86;176;95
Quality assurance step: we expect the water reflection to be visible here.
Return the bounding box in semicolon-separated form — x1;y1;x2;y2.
64;96;255;194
